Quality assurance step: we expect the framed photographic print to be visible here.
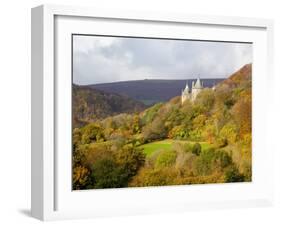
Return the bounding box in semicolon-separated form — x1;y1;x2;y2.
31;4;274;221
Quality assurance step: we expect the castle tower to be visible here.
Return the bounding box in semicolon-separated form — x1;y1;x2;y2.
191;78;203;101
181;82;190;105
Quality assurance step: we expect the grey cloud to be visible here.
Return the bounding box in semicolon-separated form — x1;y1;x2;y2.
73;35;252;85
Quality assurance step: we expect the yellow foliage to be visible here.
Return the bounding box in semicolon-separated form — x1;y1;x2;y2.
73;166;90;188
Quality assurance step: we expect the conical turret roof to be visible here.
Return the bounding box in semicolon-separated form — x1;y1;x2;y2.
183;82;189;93
193;78;203;89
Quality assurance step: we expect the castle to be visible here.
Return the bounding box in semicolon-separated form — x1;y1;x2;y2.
181;78;203;104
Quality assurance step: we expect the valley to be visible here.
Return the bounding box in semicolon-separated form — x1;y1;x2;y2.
72;64;252;189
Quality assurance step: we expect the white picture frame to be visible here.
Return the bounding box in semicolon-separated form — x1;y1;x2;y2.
31;4;274;221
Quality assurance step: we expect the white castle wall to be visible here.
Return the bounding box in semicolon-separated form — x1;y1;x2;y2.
191;88;201;101
181;79;203;104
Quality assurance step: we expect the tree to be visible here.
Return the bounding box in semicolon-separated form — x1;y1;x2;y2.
190;114;207;141
192;114;207;129
214;85;233;109
215;137;228;148
141;103;163;125
73;128;82;151
192;143;202;156
202;120;217;144
132;114;141;134
73;165;90;190
91;158;127;188
168;125;189;139
231;98;251;137
115;144;145;177
214;150;232;168
219;122;238;144
224;165;245;182
194;148;232;176
142;117;166;142
194;89;215;113
129;167;178;187
81;123;104;144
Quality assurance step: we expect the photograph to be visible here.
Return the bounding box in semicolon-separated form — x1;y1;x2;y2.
72;35;252;190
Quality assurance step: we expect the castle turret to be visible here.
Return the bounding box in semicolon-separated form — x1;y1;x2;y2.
181;78;204;104
191;78;203;101
181;82;190;105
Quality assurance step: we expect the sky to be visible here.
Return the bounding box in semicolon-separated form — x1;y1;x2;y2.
73;35;252;85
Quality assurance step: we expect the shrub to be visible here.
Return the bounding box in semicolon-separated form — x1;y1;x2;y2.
215;137;228;148
240;161;252;182
194;148;233;176
224;165;245;182
192;143;202;156
129;167;177;187
194;148;216;175
188;129;202;141
155;150;177;168
184;143;193;153
214;150;232;168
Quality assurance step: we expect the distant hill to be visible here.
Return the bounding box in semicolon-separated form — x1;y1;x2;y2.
73;85;146;128
87;78;224;106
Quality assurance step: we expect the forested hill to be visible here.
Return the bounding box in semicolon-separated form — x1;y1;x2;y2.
219;63;252;88
72;66;250;128
73;85;146;128
72;64;252;189
88;78;224;106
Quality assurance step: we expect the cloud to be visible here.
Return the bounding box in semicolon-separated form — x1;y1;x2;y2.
73;35;252;85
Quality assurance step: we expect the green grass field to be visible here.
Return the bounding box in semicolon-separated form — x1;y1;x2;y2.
140;139;212;156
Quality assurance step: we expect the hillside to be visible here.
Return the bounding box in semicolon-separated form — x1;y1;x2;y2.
72;64;252;189
88;78;224;106
72;85;146;128
219;64;251;88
